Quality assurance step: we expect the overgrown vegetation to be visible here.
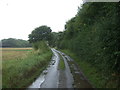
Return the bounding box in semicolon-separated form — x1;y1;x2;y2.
51;2;120;88
2;42;52;88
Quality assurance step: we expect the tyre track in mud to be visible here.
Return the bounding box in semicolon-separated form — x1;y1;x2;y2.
58;50;93;88
28;48;93;89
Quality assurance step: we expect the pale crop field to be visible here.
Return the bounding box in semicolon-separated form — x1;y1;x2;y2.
1;48;32;60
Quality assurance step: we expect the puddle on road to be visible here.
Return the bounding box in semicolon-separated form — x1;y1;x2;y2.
28;72;45;88
40;49;59;88
28;48;59;88
28;49;83;89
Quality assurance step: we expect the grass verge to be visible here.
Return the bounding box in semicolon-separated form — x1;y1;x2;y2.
59;49;114;88
2;49;52;88
58;54;65;70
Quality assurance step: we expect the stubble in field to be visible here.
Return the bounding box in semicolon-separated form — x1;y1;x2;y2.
1;48;32;60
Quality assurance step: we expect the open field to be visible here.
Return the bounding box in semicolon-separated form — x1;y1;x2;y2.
2;47;52;88
1;48;32;52
1;48;32;60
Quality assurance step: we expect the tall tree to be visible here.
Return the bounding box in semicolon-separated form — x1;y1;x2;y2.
28;25;52;43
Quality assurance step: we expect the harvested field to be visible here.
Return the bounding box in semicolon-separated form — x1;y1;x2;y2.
1;48;32;60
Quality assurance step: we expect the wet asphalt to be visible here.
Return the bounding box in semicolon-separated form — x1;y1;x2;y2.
28;48;93;89
28;48;74;88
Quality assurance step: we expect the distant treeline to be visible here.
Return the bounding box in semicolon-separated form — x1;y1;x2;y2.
1;38;31;47
50;2;120;88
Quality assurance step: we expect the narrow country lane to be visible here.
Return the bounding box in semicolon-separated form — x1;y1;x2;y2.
28;48;93;89
40;49;59;88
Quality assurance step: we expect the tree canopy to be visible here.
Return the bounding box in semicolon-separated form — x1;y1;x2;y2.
28;25;52;43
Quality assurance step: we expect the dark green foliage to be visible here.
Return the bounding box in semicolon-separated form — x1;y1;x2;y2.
28;25;52;43
48;32;65;47
28;25;53;51
2;38;31;47
55;2;120;88
32;41;49;54
48;32;59;47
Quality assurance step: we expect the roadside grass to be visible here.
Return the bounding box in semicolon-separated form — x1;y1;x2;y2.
2;48;52;88
59;49;108;88
59;54;65;70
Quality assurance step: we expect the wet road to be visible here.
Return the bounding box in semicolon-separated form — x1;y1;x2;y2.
56;50;74;88
29;48;59;88
28;48;93;89
28;48;74;88
40;49;59;88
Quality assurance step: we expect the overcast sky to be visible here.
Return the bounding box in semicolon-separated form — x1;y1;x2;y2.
0;0;83;40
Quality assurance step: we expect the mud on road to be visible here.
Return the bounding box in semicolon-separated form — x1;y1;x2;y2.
28;48;93;88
